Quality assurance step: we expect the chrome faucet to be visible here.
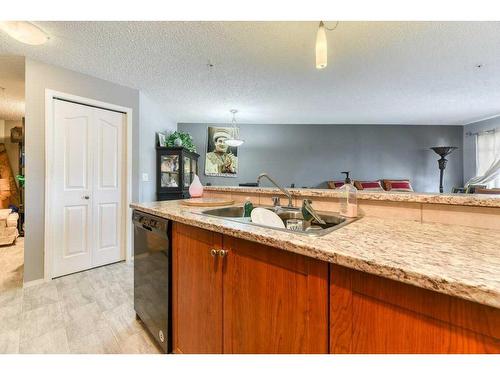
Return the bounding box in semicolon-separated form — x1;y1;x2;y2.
257;173;294;208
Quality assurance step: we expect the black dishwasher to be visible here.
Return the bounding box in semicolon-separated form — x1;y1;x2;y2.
132;210;171;353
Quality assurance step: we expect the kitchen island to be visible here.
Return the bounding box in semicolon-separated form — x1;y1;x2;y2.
131;197;500;354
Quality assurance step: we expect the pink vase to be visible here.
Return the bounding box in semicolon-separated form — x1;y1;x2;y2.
189;174;204;198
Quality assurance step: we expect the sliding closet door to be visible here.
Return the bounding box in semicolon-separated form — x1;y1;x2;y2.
52;100;125;278
91;107;124;267
52;100;94;277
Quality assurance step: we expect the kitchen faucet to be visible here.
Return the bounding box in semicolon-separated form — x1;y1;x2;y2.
257;173;294;208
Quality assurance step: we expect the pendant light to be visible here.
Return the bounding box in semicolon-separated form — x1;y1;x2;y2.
224;109;244;147
0;21;49;45
316;22;328;69
315;21;339;70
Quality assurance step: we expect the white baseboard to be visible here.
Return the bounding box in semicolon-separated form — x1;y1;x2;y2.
23;278;48;288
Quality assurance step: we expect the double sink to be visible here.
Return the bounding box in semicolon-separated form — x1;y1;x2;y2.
198;205;357;237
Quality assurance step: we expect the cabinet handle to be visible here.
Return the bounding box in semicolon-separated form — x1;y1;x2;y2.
210;249;219;257
219;249;228;257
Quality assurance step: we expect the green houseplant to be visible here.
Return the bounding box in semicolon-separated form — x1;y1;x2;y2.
166;131;196;153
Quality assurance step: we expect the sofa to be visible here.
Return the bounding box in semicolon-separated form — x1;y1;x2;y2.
0;209;19;246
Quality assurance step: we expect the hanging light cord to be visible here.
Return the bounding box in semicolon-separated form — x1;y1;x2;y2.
231;109;238;127
323;21;340;31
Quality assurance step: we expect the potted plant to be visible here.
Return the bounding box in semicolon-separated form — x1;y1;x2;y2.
166;131;196;153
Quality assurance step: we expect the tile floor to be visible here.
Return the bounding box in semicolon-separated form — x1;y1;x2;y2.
0;238;161;354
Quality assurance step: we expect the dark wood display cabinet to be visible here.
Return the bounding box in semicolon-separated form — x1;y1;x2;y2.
156;147;199;201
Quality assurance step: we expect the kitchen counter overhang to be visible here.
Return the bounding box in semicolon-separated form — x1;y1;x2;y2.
204;185;500;208
130;200;500;309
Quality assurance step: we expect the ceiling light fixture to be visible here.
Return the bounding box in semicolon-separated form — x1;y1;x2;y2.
0;21;49;45
315;21;339;70
224;109;244;147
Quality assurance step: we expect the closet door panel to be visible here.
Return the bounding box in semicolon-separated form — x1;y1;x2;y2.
91;107;125;267
52;100;93;277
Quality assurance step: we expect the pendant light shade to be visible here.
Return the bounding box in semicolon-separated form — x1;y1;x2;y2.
315;21;328;69
224;138;244;147
224;109;244;147
0;21;49;45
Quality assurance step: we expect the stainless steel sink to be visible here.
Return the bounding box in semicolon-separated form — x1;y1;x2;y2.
197;205;357;237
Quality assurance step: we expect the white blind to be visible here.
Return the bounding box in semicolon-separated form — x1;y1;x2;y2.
476;130;500;188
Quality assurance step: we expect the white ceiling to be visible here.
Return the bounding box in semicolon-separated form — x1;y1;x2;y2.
0;55;25;120
1;21;500;125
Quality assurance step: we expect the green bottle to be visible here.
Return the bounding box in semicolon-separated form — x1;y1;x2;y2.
243;198;254;217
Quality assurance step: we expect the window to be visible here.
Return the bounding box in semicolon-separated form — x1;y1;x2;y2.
476;130;500;188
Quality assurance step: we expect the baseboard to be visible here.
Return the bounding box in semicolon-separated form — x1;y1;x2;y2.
23;278;48;288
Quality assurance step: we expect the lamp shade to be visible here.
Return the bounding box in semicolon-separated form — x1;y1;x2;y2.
225;139;244;147
430;146;458;158
315;21;328;69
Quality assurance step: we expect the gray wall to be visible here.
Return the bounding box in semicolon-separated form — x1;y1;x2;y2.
179;123;463;193
25;59;140;282
139;92;176;201
463;116;500;184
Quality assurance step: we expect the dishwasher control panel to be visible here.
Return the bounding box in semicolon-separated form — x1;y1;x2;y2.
133;211;168;232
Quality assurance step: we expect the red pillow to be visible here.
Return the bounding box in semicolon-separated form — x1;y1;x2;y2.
354;180;384;191
383;179;413;192
327;180;345;189
386;181;413;191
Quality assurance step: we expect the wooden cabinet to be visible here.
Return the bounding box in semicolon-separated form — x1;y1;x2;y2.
172;222;500;354
330;264;500;354
172;222;329;354
222;236;329;353
172;223;223;353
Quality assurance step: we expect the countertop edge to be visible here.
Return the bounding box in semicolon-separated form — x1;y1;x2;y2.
131;202;500;310
204;186;500;208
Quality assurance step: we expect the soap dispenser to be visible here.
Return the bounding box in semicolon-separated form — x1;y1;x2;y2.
338;171;358;218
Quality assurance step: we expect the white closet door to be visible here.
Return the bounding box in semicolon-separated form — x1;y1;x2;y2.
52;100;125;278
91;107;124;267
52;100;94;277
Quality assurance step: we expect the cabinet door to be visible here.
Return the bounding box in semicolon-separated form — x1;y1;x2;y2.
330;264;500;354
222;236;329;353
172;222;223;353
183;155;191;188
159;153;180;189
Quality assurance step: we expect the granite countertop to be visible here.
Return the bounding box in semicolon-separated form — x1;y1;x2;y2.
131;200;500;309
204;186;500;208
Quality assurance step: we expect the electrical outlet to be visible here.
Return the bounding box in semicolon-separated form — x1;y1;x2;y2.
142;173;149;182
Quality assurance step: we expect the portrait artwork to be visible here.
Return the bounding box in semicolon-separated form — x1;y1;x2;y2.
205;126;239;177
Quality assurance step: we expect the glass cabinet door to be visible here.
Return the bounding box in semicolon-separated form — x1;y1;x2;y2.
160;155;179;188
191;158;198;177
183;156;191;187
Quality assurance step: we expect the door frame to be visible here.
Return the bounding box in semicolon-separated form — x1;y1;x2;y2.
44;89;133;281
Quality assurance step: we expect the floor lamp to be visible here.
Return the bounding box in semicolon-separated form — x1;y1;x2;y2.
430;147;458;193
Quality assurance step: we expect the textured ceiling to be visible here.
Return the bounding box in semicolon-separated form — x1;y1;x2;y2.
0;55;25;120
1;21;499;125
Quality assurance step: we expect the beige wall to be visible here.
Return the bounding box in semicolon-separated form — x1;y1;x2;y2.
25;59;140;282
